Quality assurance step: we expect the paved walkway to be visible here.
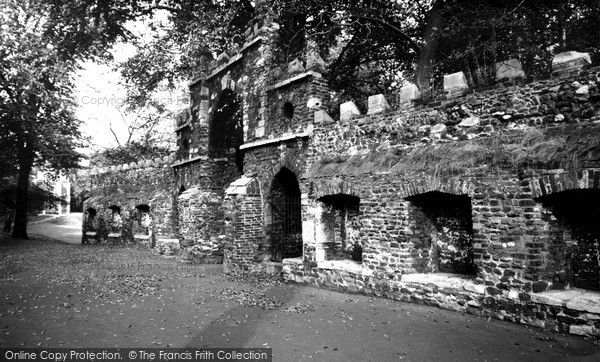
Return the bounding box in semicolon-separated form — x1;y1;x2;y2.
1;214;598;361
27;213;82;244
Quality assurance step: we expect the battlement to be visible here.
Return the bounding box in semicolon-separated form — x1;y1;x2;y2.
187;16;274;88
84;155;176;176
309;65;600;155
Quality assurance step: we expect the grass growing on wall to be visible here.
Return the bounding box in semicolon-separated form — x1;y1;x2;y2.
394;129;600;176
317;127;600;178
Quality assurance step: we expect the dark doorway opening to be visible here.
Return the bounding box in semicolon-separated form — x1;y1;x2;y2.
537;189;600;291
268;168;302;261
209;89;244;172
406;191;476;275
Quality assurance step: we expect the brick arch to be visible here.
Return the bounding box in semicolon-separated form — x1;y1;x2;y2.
398;177;477;199
529;169;600;199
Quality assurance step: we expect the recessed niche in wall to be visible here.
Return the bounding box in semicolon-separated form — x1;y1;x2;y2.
405;191;475;275
317;194;362;262
85;207;97;219
136;204;150;213
536;189;600;291
108;205;121;214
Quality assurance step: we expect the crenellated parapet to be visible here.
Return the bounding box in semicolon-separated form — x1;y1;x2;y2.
308;65;600;170
83;155;175;176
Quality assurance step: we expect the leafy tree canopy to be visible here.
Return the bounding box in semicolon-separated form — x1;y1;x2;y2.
119;0;600;104
89;140;173;168
0;183;63;215
0;0;149;238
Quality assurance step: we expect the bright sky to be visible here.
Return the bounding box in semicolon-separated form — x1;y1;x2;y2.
74;13;181;165
74;42;136;151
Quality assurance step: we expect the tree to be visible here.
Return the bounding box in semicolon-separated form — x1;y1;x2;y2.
116;0;600;110
89;141;173;168
0;0;134;239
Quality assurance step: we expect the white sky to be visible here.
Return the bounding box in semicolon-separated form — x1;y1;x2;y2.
75;42;136;151
74;13;181;165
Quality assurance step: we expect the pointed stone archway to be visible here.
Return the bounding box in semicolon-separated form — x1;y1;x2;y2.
268;168;302;261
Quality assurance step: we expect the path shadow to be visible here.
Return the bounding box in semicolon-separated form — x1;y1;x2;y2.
186;281;299;348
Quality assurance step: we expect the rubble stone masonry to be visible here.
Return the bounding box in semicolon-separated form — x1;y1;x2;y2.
83;9;600;337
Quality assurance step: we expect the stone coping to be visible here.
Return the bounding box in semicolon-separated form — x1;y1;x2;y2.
239;131;311;150
282;257;302;263
175;122;191;132
205;54;243;81
401;273;485;294
171;155;226;168
266;71;323;91
531;289;600;314
107;233;121;238
133;234;150;240
282;258;373;276
156;238;180;243
316;260;369;275
189;36;263;87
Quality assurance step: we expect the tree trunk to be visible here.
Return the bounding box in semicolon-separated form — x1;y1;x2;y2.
413;2;442;101
415;53;433;101
11;142;34;239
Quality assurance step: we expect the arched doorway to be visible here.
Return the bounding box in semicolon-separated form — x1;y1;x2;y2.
268;168;302;261
209;89;244;172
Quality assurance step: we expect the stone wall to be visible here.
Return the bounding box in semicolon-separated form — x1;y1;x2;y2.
82;156;175;251
310;68;600;161
219;64;600;336
178;188;225;263
283;263;600;336
83;7;600;337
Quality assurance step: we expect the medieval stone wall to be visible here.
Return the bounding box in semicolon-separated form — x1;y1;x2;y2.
311;69;600;160
82;7;600;337
82;156;176;250
272;66;599;337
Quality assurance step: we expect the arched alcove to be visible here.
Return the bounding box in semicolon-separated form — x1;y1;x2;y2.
136;204;150;213
85;207;97;220
108;205;121;214
268;168;302;261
